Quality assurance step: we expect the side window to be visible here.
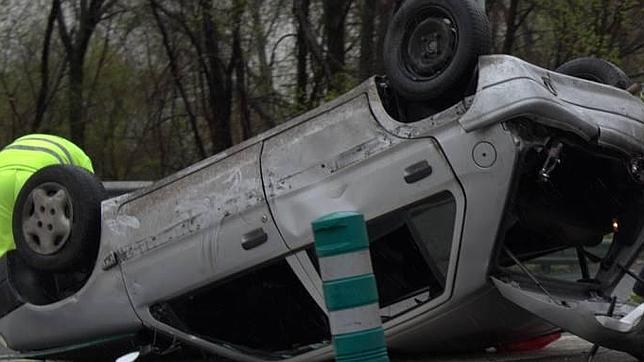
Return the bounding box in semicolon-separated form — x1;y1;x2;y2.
407;194;457;287
151;259;331;358
308;192;457;317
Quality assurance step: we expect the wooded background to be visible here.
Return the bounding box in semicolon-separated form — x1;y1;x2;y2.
0;0;642;180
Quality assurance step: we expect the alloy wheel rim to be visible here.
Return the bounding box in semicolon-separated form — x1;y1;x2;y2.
22;182;73;255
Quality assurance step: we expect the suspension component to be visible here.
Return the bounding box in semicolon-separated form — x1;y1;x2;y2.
539;141;563;182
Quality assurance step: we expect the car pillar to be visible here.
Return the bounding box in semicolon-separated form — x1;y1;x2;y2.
312;211;389;362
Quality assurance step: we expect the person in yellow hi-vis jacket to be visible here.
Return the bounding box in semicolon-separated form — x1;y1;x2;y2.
0;134;93;259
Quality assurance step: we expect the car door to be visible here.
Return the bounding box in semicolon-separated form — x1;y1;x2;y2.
261;93;465;321
262;94;462;249
113;142;289;322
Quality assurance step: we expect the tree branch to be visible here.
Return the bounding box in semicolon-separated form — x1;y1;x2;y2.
55;0;74;55
150;0;208;159
293;0;331;80
33;0;60;131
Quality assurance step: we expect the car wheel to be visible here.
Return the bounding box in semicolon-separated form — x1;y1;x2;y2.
383;0;491;101
555;57;632;90
13;165;105;272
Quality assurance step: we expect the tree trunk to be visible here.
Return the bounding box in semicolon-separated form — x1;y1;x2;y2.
201;0;233;154
250;0;276;128
359;0;376;81
33;0;59;132
293;0;311;106
502;0;520;54
294;0;331;105
375;0;395;74
68;53;85;147
232;1;252;140
250;0;274;97
150;0;208;159
55;0;114;148
502;0;535;55
324;0;350;93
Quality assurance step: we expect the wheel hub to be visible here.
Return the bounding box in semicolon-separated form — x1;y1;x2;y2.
22;182;73;255
406;17;456;78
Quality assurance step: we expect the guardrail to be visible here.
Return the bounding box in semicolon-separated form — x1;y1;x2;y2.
102;181;153;198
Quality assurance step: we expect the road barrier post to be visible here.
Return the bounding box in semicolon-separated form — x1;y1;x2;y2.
312;211;389;362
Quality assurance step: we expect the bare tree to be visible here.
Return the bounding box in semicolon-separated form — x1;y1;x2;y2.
32;0;60;132
324;0;352;93
232;0;252;140
375;0;395;74
359;0;376;81
56;0;117;147
501;0;535;54
150;0;208;159
200;0;235;153
150;0;249;155
293;0;311;106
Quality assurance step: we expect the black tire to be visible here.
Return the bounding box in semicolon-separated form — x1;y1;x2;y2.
383;0;491;101
555;57;632;90
13;165;105;272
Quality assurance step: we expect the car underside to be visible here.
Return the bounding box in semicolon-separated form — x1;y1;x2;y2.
493;121;644;358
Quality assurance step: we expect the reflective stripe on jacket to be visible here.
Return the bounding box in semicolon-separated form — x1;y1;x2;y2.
0;134;94;173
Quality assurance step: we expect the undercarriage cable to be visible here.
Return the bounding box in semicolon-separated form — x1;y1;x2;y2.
503;247;558;305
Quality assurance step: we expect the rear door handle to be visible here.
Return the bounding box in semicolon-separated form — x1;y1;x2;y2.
241;228;268;250
404;160;432;184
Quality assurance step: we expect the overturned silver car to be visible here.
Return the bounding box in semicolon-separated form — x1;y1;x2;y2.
1;0;644;361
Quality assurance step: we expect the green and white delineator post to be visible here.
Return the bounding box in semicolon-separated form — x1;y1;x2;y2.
311;211;389;362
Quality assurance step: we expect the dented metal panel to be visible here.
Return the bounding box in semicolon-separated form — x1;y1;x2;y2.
110;143;287;309
261;91;478;356
261;93;463;252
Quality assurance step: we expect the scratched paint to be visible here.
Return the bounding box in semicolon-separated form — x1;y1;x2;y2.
111;146;264;263
104;142;289;309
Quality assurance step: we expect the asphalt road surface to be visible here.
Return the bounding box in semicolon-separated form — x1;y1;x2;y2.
0;334;639;361
392;334;637;362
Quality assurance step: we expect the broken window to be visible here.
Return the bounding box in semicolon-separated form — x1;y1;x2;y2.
151;259;331;358
308;192;457;318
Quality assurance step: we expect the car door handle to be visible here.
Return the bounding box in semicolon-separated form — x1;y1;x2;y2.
404;160;432;184
241;228;268;250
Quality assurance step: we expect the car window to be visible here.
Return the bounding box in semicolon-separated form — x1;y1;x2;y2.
308;191;457;318
150;258;331;358
408;195;457;281
153;191;459;358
